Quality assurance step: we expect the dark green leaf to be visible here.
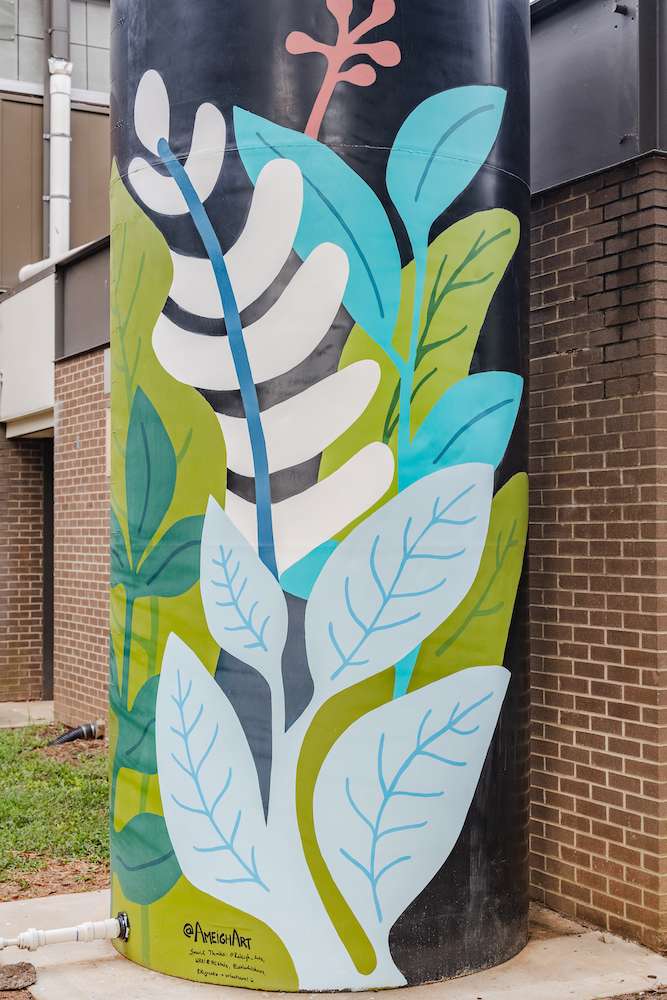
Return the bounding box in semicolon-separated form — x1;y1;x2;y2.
110;508;132;591
111;675;159;775
109;638;120;699
126;388;176;567
135;515;203;598
112;812;180;904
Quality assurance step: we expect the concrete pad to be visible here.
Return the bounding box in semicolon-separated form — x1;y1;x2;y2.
0;701;53;729
1;890;666;1000
528;900;583;940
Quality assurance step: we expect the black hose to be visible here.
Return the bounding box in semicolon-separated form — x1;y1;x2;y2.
48;721;102;746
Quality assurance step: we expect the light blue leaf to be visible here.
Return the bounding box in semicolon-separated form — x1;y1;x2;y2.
315;666;509;943
200;496;288;681
403;372;523;488
233;107;401;350
280;540;338;600
387;87;507;251
156;635;272;907
305;464;494;698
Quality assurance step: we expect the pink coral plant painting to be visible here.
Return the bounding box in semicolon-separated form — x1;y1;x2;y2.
286;0;401;138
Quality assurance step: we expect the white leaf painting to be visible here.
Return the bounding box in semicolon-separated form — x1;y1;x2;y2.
133;69;169;156
314;666;510;982
217;361;380;477
225;443;394;576
168;159;303;319
305;464;494;698
156;634;273;911
153;240;350;392
200;497;288;680
133;69;394;576
129;70;226;214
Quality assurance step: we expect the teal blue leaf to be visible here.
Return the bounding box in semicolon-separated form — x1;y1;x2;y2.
134;515;203;598
393;645;420;699
126;388;176;567
280;540;338;600
233;107;401;349
403;372;523;489
110;675;159;775
112;812;180;904
387;87;507;251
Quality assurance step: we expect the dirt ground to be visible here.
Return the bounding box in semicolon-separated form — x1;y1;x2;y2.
36;728;107;765
0;856;109;903
598;990;666;999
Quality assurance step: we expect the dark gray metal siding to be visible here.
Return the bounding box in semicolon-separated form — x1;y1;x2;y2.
531;0;666;192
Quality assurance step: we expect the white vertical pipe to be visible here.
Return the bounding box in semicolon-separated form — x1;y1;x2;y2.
48;56;72;257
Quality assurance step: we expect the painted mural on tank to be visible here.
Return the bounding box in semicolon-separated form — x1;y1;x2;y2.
109;0;528;990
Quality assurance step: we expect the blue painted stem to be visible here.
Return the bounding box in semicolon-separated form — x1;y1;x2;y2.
158;139;279;579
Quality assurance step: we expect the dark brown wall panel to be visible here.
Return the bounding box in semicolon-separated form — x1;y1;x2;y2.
0;95;109;292
0;94;42;291
71;106;110;249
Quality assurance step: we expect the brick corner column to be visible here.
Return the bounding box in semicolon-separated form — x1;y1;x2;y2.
0;424;44;702
53;348;110;724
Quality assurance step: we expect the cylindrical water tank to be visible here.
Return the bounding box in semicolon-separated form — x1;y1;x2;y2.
109;0;530;989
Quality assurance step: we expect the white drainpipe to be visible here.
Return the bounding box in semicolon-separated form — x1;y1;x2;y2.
47;56;72;257
0;913;130;952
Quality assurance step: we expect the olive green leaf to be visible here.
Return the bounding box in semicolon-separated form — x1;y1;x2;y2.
296;477;527;970
385;209;520;439
319;210;520;535
409;472;528;691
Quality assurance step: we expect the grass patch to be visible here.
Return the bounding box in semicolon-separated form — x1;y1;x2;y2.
0;725;109;887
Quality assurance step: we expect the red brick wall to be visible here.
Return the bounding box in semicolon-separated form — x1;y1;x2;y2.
0;426;44;701
529;153;667;949
53;348;109;724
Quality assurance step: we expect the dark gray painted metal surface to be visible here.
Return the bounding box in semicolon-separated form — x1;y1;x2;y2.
531;0;640;191
637;0;667;156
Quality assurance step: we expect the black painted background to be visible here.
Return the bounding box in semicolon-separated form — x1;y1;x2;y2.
111;0;530;985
